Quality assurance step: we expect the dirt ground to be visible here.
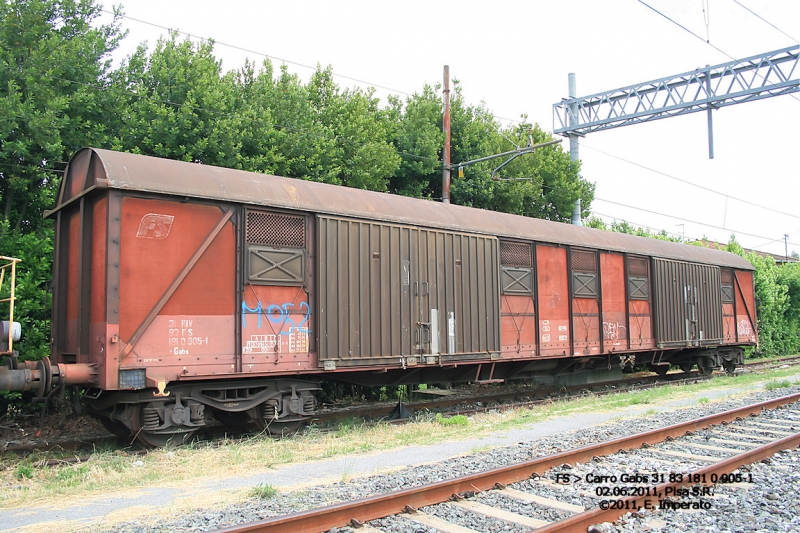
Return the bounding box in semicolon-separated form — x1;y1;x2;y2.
0;399;107;448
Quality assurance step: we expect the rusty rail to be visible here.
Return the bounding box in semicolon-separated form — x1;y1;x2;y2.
212;392;800;533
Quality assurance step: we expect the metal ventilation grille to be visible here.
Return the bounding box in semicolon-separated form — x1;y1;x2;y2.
500;241;532;267
246;211;305;247
720;269;733;285
571;250;597;273
628;257;648;278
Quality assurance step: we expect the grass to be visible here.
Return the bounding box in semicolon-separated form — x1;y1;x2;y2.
764;379;792;390
698;397;710;404
435;413;469;426
1;365;798;512
249;483;278;499
15;462;33;480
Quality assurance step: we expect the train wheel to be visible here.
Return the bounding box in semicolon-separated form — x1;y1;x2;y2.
213;409;251;427
254;400;306;437
131;402;197;447
679;362;693;374
649;364;669;377
723;360;737;375
265;420;304;437
99;417;133;438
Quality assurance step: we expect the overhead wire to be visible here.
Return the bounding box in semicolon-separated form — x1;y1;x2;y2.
635;0;800;103
748;236;788;250
592;197;800;247
731;0;798;43
102;10;414;97
581;143;800;220
491;180;798;249
589;210;796;251
590;210;692;240
577;3;800;250
537;179;798;248
636;0;733;59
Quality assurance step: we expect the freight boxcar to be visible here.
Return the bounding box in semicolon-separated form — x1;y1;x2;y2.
0;148;758;445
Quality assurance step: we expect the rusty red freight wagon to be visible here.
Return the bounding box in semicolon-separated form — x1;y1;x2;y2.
0;148;758;445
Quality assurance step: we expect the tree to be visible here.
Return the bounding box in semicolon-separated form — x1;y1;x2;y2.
0;0;123;362
110;34;245;167
0;0;123;236
305;67;399;190
386;82;594;219
385;86;442;197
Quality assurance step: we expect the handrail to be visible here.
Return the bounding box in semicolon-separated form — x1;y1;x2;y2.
0;256;21;355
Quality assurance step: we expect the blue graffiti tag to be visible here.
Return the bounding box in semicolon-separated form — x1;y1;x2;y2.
241;301;263;329
242;301;311;334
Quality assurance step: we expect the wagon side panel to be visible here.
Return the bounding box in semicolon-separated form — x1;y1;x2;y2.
571;249;601;357
627;255;653;349
239;209;314;373
535;245;570;356
499;241;536;357
733;269;757;344
117;197;237;382
600;252;628;353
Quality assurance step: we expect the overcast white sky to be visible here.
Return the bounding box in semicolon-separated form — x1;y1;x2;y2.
98;0;799;257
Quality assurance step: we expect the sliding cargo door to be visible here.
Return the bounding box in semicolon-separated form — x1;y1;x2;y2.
317;217;412;366
652;259;723;347
316;216;499;368
437;230;500;360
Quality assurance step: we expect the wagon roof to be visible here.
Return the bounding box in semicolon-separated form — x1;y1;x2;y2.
52;147;754;271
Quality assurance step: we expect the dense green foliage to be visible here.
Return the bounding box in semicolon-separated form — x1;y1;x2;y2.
0;0;592;365
0;0;122;361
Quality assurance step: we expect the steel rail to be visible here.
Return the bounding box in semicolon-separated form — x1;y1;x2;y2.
212;392;800;533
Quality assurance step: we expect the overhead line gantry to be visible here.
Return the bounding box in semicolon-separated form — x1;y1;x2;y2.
553;45;799;159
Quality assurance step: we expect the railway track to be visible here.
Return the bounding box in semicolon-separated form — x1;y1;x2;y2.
209;392;800;533
3;355;798;460
322;354;800;421
0;371;710;458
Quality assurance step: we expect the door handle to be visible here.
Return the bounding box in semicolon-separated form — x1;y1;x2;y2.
420;281;429;296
